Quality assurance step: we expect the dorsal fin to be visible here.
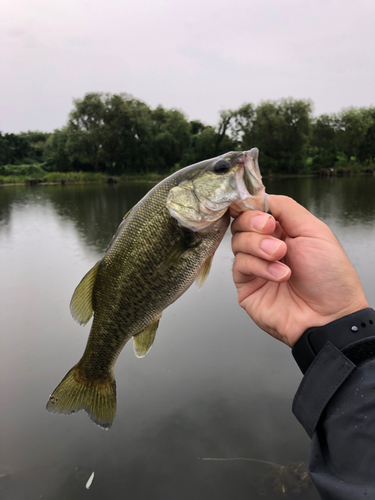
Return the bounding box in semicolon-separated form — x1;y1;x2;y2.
195;255;214;291
123;208;133;220
70;261;101;325
133;315;162;358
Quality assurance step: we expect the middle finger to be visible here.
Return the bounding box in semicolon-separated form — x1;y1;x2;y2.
231;231;287;262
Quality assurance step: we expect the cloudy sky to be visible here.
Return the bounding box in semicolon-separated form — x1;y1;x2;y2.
1;0;374;133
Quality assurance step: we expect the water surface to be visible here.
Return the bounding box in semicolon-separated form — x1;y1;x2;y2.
1;176;374;499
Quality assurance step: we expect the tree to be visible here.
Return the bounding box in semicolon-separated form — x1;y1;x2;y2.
251;98;313;173
181;122;231;166
0;133;31;165
180;121;214;165
191;126;218;160
310;114;337;168
189;120;206;135
44;128;71;171
357;107;375;165
148;106;191;172
335;107;374;163
19;131;51;162
9;92;375;176
0;133;11;165
230;103;256;148
215;110;234;154
66;93;106;172
101;93;152;173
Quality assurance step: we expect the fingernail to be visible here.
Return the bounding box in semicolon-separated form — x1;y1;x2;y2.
268;262;289;279
260;238;282;256
251;214;272;232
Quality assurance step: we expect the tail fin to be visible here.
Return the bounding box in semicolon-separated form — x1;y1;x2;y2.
46;365;116;429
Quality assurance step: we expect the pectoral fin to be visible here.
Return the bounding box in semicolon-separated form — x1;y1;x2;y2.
70;261;101;325
195;254;214;291
133;315;162;358
160;242;189;273
160;232;198;273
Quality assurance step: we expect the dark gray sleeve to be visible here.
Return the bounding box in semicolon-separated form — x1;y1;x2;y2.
293;340;375;499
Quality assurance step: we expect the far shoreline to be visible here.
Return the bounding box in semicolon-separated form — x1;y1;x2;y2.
1;166;374;186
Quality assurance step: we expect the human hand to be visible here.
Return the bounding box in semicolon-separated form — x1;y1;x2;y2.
230;195;368;347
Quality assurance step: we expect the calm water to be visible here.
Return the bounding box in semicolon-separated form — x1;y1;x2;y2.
0;176;375;499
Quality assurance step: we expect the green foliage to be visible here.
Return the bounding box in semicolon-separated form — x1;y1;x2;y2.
0;131;50;167
248;98;313;173
0;133;31;164
230;103;256;147
66;93;107;172
335;107;373;162
185;126;218;164
0;163;47;177
44;128;71;171
357;107;375;165
310;114;337;168
1;93;375;176
44;171;107;183
19;131;51;162
100;93;147;173
148;106;191;172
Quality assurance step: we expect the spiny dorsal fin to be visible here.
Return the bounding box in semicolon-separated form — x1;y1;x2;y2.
123;208;133;220
195;255;214;291
70;261;101;325
133;315;162;358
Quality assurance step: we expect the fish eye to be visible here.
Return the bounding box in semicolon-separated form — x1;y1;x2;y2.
213;160;230;175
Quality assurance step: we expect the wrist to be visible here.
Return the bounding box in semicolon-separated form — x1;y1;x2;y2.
292;308;375;373
288;297;369;348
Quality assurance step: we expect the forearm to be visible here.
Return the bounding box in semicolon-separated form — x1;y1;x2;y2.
292;309;375;499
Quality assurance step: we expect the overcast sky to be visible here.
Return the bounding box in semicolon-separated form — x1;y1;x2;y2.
1;0;374;133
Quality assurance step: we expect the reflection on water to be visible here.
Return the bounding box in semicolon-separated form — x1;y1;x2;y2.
267;175;375;225
0;176;374;499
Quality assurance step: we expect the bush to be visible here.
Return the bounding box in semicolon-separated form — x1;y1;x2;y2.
43;171;107;183
0;163;47;177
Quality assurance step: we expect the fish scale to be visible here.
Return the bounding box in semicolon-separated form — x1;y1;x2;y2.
46;149;268;428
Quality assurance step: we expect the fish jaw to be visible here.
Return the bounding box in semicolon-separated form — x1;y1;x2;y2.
166;175;232;232
167;206;228;231
166;148;269;232
229;148;269;213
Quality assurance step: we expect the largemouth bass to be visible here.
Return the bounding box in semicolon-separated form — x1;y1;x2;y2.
47;148;268;428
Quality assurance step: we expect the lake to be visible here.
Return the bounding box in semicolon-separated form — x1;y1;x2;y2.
1;175;375;499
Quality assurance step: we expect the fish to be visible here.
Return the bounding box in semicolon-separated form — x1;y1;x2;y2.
46;148;268;428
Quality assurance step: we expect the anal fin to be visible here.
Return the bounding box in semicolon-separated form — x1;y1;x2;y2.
133;315;162;358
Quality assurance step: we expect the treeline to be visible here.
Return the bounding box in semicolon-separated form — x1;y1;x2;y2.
1;92;375;176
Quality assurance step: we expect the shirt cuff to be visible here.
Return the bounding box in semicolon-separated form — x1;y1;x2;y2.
292;342;356;438
292;308;375;374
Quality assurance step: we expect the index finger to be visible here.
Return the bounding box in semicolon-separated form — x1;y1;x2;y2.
231;210;275;235
267;195;328;238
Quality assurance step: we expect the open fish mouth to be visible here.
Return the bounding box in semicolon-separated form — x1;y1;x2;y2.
231;148;269;213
